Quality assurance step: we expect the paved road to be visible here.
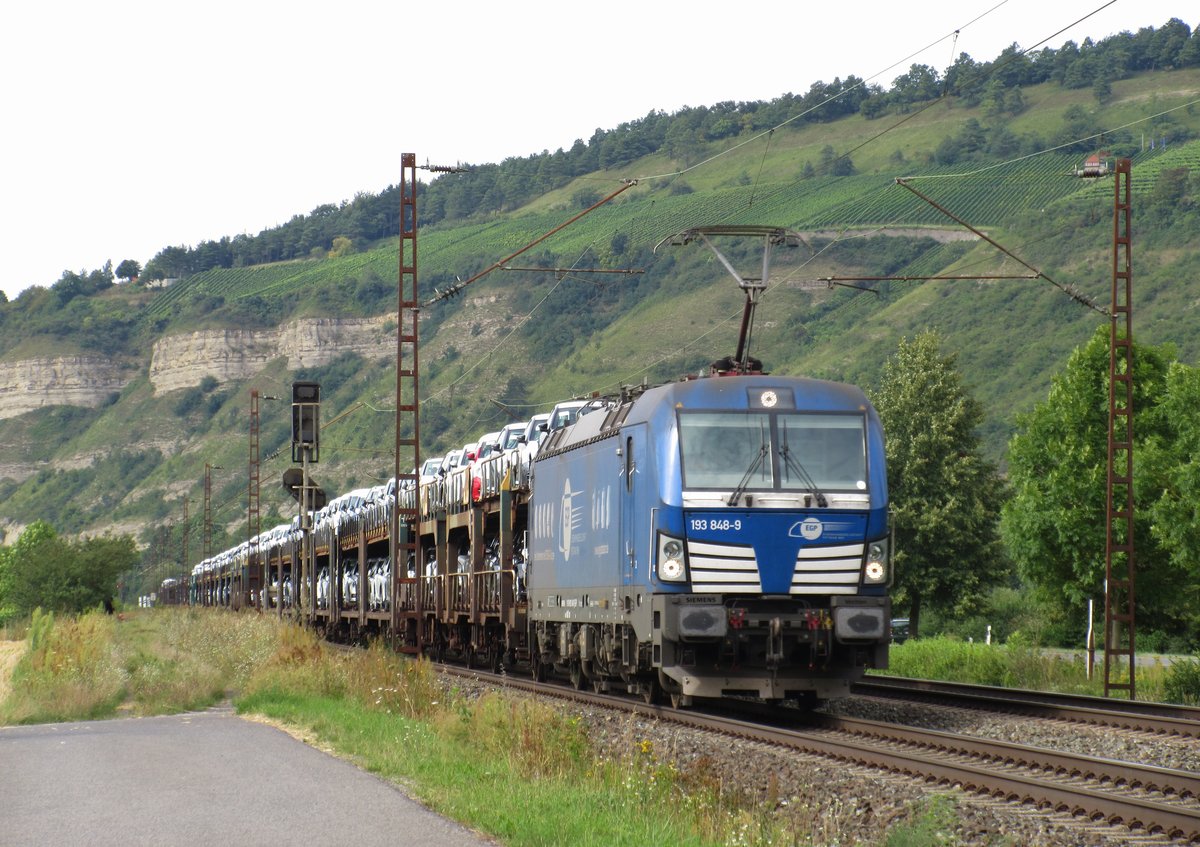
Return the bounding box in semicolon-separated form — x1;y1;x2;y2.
0;704;497;846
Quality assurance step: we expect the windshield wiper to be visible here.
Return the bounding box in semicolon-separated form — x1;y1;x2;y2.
780;420;827;507
727;423;769;507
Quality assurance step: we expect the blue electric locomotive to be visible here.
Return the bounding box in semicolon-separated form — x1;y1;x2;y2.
527;373;890;705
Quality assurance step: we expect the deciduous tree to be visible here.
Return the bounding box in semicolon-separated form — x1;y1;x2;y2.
870;331;1008;638
116;259;141;282
1000;327;1198;642
1;521;137;614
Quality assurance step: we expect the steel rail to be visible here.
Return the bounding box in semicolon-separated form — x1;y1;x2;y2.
451;667;1200;842
854;676;1200;738
813;713;1200;801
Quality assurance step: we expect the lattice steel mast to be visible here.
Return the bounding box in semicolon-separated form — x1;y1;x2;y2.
1104;158;1136;699
393;153;421;638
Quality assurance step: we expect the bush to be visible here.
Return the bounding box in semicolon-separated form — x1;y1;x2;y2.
1163;658;1200;705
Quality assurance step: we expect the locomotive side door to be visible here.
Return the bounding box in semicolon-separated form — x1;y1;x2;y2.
620;424;649;589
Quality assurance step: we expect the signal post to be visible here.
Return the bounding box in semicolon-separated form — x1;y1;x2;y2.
288;381;322;624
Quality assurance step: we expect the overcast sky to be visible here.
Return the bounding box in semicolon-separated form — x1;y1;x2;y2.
0;0;1189;300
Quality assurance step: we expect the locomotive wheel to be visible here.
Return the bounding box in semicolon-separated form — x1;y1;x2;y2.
531;652;547;682
487;644;502;674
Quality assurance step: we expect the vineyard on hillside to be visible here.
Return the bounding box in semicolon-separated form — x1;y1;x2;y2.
140;140;1195;321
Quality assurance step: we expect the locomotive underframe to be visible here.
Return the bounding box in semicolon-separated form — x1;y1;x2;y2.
652;593;889;701
525;591;888;704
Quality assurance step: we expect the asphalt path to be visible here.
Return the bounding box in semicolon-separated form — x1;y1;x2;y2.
0;704;497;846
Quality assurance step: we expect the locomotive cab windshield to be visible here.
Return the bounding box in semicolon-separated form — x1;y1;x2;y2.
679;410;868;500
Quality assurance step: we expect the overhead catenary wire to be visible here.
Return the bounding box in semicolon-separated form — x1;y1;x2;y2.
832;0;1121;174
425;181;636;306
172;5;1158;558
588;0;1136;306
422;257;580;408
893;178;1110;315
405;1;1147;439
631;0;1016;185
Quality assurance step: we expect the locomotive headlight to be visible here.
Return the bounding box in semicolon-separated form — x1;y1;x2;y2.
864;539;890;585
657;534;688;582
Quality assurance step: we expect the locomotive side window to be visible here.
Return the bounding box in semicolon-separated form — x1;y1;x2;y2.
679;411;866;492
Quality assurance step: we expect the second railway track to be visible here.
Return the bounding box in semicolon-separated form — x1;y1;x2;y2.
854;675;1200;738
447;665;1200;843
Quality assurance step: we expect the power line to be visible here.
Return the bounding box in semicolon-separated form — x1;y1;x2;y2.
631;1;1015;184
901;96;1200;182
893;178;1109;315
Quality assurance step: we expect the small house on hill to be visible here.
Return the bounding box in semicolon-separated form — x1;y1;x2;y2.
1074;154;1112;178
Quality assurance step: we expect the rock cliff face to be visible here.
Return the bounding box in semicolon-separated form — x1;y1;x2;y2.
0;315;396;419
0;356;133;420
148;315;396;393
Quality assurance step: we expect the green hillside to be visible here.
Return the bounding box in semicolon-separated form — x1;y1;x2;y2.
1;61;1199;598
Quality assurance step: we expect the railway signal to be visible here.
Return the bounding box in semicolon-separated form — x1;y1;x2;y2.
291;381;320;463
281;468;326;510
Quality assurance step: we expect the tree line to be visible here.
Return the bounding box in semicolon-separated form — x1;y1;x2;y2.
876;327;1200;652
125;18;1198;282
0;17;1192;300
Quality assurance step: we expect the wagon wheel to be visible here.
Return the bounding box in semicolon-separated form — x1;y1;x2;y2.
487;644;503;674
640;677;661;706
569;660;585;690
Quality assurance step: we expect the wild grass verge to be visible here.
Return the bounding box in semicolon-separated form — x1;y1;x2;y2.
881;635;1190;702
237;639;923;847
7;610;1122;844
0;607;286;724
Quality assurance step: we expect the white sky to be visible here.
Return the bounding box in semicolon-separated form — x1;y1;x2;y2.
0;0;1189;300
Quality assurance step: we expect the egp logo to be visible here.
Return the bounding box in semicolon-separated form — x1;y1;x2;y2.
789;518;823;541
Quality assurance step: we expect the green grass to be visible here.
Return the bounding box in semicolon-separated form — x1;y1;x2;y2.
14;609;1198;844
0;607;287;724
881;635;1183;701
238;693;724;847
0;609;971;844
234;636;894;847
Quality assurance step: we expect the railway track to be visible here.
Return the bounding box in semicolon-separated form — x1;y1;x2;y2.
449;666;1200;843
854;675;1200;738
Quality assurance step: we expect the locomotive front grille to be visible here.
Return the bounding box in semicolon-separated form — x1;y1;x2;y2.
685;539;864;594
687;539;762;592
793;543;864;594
